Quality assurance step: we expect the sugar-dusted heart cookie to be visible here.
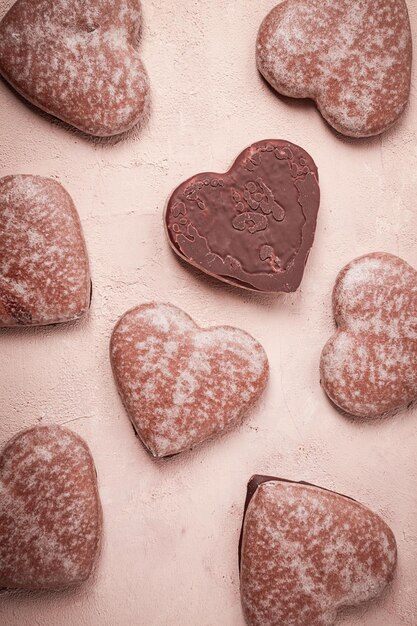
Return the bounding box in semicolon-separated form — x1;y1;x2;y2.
320;252;417;418
0;425;102;590
110;303;269;457
0;0;149;136
0;175;91;327
165;140;320;293
240;476;397;626
256;0;412;137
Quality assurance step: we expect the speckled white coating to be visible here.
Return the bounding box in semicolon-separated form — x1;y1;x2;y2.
0;0;149;136
0;175;91;327
110;303;269;457
320;253;417;418
240;480;397;626
0;425;102;590
256;0;412;137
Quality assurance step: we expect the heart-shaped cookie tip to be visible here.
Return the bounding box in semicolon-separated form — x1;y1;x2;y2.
256;0;412;137
0;425;102;590
240;476;397;626
320;252;417;418
165;140;320;293
0;0;149;136
0;175;91;327
110;302;269;457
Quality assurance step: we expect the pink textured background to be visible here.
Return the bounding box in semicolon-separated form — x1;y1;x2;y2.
0;0;416;624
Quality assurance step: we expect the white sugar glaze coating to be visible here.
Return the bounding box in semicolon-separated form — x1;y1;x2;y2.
256;0;412;137
110;303;269;457
0;0;149;136
320;252;417;418
240;479;397;626
0;175;91;327
0;425;102;590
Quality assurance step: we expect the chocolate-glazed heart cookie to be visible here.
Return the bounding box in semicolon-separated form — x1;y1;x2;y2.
320;252;417;418
110;303;269;457
0;426;102;590
240;476;397;626
256;0;412;137
165;140;320;293
0;175;91;327
0;0;149;137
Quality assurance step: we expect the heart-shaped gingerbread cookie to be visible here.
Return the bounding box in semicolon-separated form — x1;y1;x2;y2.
320;252;417;418
240;476;397;626
110;303;269;457
0;0;149;136
0;425;102;590
0;175;91;327
165;140;320;293
256;0;412;137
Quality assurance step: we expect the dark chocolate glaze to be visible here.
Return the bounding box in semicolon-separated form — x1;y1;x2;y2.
165;140;320;293
238;475;357;570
